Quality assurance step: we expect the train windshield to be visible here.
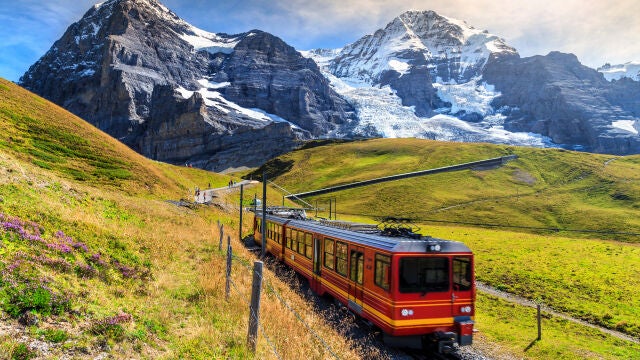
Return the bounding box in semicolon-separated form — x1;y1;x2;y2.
399;257;449;293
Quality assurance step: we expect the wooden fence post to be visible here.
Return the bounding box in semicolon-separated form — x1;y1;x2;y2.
239;184;244;243
219;224;224;252
537;304;542;340
225;244;232;301
247;261;264;353
261;172;267;259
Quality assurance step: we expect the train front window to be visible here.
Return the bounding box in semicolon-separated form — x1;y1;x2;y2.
453;257;472;291
399;257;449;293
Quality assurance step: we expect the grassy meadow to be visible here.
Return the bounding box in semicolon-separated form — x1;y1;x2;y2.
0;78;362;359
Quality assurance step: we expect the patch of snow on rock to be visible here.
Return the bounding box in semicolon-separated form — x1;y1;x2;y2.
612;120;639;135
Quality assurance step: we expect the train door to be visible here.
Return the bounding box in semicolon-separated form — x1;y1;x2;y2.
348;246;365;315
310;237;322;292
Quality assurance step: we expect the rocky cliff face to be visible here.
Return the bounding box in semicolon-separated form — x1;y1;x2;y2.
20;0;354;171
483;52;640;153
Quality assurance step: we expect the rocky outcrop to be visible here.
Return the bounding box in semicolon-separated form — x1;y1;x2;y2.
216;31;355;136
483;52;640;154
20;0;353;171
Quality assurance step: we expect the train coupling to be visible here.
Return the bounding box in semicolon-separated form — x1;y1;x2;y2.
432;331;456;354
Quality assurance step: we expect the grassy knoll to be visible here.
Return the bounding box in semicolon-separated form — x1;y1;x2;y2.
0;79;360;359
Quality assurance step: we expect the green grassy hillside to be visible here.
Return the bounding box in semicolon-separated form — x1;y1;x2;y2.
0;79;360;360
249;138;640;358
254;138;640;242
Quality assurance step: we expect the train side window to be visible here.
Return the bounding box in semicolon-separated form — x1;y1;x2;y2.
349;251;364;285
256;218;262;233
297;231;305;254
335;242;348;277
374;254;391;290
323;238;335;270
285;228;293;249
453;257;472;291
288;229;297;250
305;233;313;259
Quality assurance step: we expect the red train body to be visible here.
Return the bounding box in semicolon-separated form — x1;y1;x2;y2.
253;212;475;351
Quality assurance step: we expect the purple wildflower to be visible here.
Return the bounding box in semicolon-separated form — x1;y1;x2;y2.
75;263;97;278
72;242;89;252
32;255;72;272
112;260;138;279
89;253;107;267
46;242;72;254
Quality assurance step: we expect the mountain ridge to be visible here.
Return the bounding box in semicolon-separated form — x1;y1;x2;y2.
20;0;355;172
19;0;640;170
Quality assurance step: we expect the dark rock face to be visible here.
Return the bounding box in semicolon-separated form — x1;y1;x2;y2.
138;85;304;170
20;0;353;171
218;31;354;136
483;52;640;154
378;62;448;117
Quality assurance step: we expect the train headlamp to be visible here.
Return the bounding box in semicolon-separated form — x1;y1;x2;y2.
460;306;472;313
427;244;441;252
401;309;414;317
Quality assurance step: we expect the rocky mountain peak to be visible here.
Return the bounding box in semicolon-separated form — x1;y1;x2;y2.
20;0;355;171
327;9;518;85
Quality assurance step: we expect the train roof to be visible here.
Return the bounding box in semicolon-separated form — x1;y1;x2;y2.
259;213;472;254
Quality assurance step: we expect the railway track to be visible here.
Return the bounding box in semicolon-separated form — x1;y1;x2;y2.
405;347;461;360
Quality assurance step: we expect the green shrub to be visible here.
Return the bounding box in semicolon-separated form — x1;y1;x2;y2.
43;329;69;343
2;285;70;318
11;343;36;360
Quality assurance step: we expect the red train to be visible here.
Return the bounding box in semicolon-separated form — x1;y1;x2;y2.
252;209;475;353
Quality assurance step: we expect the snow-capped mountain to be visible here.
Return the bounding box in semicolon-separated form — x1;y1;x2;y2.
20;1;640;169
327;10;517;85
598;62;640;82
20;0;355;171
306;10;640;154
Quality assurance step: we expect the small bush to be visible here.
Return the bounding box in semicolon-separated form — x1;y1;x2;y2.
2;284;70;318
11;343;36;360
91;312;133;341
43;329;69;343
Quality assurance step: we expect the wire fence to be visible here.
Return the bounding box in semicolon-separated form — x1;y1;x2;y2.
216;220;341;359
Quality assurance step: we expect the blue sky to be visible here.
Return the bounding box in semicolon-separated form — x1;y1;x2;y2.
1;0;639;82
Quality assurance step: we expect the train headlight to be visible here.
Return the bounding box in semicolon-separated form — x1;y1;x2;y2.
460;306;472;313
427;244;441;252
401;309;414;317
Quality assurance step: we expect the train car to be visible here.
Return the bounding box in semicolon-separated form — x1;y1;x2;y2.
253;210;475;353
